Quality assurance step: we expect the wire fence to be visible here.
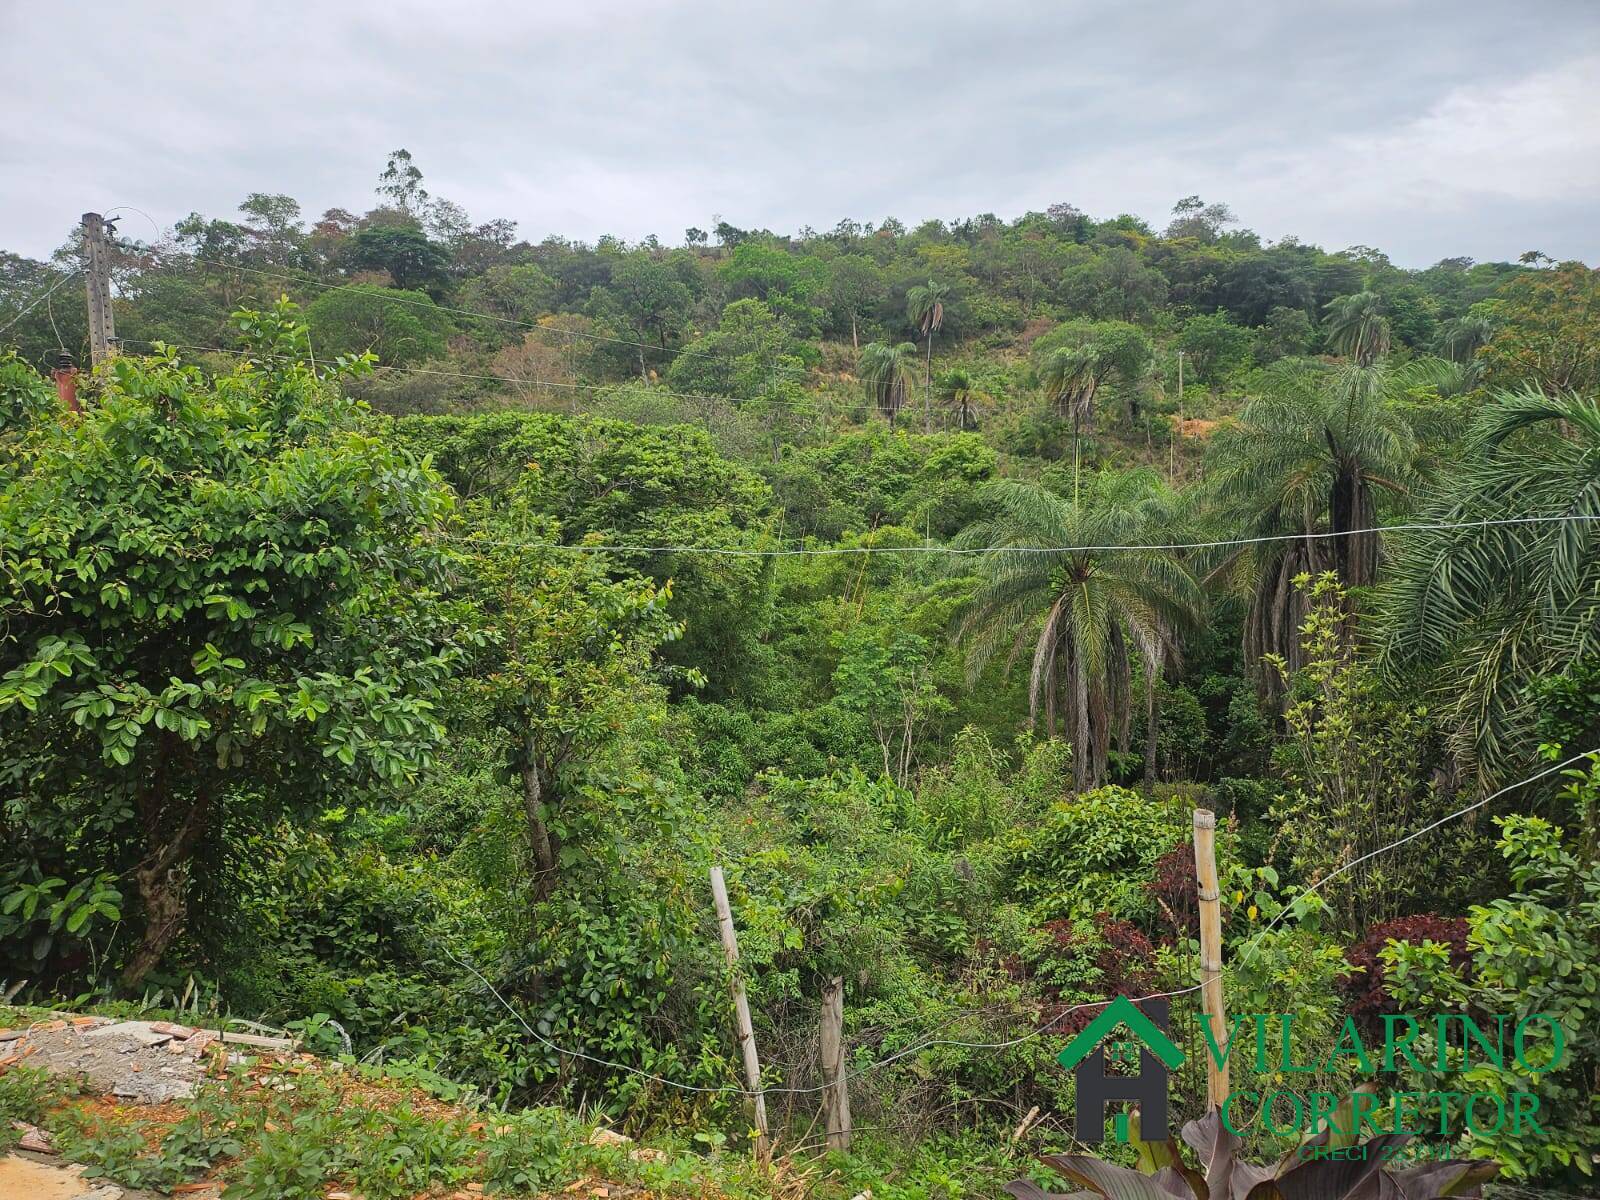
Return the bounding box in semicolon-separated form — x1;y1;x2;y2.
443;747;1598;1099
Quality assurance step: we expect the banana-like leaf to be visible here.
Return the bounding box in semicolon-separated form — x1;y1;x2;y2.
1155;1164;1210;1200
1384;1160;1498;1200
1345;1170;1401;1200
1130;1108;1193;1180
1180;1109;1269;1200
1180;1110;1240;1167
1245;1135;1409;1200
1042;1155;1201;1200
1005;1181;1096;1200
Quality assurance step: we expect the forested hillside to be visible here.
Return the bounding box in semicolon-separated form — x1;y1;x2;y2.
3;153;1599;1197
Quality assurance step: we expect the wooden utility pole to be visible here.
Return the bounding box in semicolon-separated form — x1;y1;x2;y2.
81;213;116;365
818;976;852;1149
1192;809;1229;1108
709;866;770;1157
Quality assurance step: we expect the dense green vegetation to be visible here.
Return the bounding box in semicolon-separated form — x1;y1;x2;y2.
3;156;1599;1195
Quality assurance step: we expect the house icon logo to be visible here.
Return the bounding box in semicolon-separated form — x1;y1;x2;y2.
1057;995;1184;1142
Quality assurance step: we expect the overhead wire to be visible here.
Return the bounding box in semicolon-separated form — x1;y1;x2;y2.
79;336;1600;560
428;513;1600;560
116;335;926;422
0;270;80;340
83;207;1600;1117
33;259;1597;1099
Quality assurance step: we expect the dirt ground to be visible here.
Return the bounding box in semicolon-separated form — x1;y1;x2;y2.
0;1016;236;1199
0;1150;179;1200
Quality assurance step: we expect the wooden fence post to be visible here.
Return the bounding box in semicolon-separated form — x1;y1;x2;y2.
819;975;852;1149
1192;809;1230;1109
709;866;770;1157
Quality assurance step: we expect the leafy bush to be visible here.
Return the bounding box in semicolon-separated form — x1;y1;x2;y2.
1001;784;1190;925
1381;758;1600;1181
0;1066;70;1149
1342;913;1470;1028
482;1108;586;1194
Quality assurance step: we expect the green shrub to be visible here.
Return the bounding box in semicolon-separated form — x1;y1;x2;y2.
0;1066;70;1149
1001;784;1190;924
482;1108;585;1194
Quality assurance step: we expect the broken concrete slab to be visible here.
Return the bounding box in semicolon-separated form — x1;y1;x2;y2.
83;1022;172;1050
5;1022;205;1104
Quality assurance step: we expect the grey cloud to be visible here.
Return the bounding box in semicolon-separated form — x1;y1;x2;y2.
2;0;1596;264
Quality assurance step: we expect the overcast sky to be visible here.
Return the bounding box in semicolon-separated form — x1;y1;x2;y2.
3;1;1597;267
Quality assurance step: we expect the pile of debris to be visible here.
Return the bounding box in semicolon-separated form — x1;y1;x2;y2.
1;1016;289;1105
1;1015;300;1200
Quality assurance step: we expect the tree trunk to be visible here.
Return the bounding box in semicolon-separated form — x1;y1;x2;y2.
1143;669;1160;785
819;976;852;1149
122;858;188;989
520;739;559;901
923;336;933;432
121;774;211;989
851;314;858;352
1072;653;1092;792
1329;464;1377;590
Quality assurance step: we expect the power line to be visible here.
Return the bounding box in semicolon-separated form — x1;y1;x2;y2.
60;340;1600;559
117;335;923;421
432;513;1600;560
0;271;80;340
1227;746;1599;974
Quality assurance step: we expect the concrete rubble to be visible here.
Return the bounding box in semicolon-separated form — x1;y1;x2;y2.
0;1016;224;1105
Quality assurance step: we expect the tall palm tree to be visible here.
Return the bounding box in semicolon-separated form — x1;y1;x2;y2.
1391;354;1483;400
955;471;1205;790
859;340;918;426
1204;360;1425;694
939;368;985;431
907;280;950;425
1040;346;1101;433
1325;291;1392;366
1379;387;1600;782
1435;312;1497;363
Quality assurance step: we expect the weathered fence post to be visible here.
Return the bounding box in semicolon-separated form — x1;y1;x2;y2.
819;975;852;1149
709;866;770;1157
1192;808;1230;1108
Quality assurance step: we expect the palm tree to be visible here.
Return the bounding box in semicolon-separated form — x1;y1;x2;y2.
859;341;918;426
907;280;950;426
1040;346;1101;433
1204;360;1425;694
1325;291;1392;366
1378;387;1600;782
1435;312;1497;363
939;368;984;431
955;471;1205;789
1391;354;1483;400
